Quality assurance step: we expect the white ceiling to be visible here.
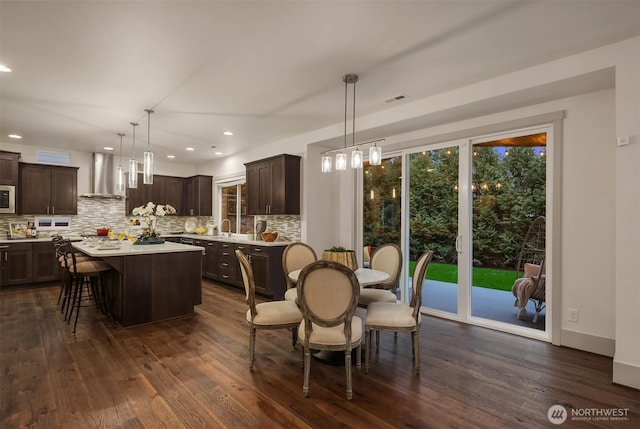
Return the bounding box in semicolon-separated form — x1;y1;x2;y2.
1;1;639;164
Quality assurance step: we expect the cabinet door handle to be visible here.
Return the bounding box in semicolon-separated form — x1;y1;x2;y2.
0;246;9;249
52;206;55;214
222;252;229;256
222;274;229;279
253;248;262;252
222;262;228;267
47;206;50;214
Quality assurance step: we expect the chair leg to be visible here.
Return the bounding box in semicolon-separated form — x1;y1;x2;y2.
365;327;371;373
291;326;298;348
376;330;380;350
249;326;256;371
355;343;361;369
345;348;352;400
412;330;420;375
72;277;86;333
303;345;311;397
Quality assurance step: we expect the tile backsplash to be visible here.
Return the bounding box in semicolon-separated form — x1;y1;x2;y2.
1;198;301;242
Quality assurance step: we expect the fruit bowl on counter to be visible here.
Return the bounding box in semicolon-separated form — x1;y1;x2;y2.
96;227;110;236
261;231;278;242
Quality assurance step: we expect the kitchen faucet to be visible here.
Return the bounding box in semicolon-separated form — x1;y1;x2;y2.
221;219;231;237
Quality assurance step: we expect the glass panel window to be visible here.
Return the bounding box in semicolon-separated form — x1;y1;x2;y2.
219;182;253;234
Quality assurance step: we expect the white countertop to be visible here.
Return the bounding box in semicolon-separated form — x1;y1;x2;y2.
72;240;205;257
168;233;291;247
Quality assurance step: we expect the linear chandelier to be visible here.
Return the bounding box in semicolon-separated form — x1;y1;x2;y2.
321;74;383;173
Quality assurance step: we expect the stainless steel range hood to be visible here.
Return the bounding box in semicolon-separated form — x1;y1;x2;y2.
82;152;124;199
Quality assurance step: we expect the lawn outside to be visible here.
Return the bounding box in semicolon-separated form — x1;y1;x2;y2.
408;261;517;292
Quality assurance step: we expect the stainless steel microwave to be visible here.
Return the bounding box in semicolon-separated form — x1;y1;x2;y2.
0;185;16;214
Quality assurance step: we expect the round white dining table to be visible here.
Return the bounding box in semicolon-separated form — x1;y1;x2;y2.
288;267;389;286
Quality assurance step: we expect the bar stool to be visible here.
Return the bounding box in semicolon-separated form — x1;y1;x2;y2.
61;240;111;333
55;237;93;316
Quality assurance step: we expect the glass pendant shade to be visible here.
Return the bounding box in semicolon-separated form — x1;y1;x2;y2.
321;155;332;173
335;153;347;171
370;144;382;165
143;151;154;184
116;165;125;194
143;109;154;185
128;159;138;188
351;148;363;168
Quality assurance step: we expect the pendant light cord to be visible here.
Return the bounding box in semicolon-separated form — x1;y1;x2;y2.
130;122;138;157
344;79;348;150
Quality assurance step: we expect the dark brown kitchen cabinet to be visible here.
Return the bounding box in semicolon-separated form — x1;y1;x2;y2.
245;154;300;215
247;245;286;300
0;242;32;287
185;175;212;216
19;163;78;215
0;241;60;288
126;174;185;215
32;242;59;283
215;241;242;286
203;241;218;280
0;151;20;186
124;173;147;214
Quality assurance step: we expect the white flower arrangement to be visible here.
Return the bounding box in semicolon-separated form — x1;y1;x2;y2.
132;202;176;238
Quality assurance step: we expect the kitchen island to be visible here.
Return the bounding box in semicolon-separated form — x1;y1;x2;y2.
73;241;204;327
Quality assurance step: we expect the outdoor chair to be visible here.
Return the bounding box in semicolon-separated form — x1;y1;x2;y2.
511;216;546;322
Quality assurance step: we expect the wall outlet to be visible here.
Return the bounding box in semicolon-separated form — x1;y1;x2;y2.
568;308;579;323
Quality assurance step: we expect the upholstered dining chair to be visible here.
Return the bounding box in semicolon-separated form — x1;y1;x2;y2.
297;260;362;400
358;243;403;308
365;250;433;375
236;249;303;371
282;242;317;303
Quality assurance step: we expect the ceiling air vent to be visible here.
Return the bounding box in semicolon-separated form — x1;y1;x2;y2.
385;94;407;103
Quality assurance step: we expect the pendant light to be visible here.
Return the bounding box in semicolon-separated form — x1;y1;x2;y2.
346;74;362;169
369;142;382;165
321;154;332;173
322;73;364;172
116;132;125;194
128;122;138;189
143;108;154;185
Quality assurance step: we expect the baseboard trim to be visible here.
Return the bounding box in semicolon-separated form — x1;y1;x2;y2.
561;329;615;357
613;360;640;390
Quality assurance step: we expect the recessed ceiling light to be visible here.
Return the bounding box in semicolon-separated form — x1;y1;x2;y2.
0;65;11;73
167;155;175;159
214;151;223;155
223;131;233;136
8;134;22;139
104;146;114;151
185;147;195;151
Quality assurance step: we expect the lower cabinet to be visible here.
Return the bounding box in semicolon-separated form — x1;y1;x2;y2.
174;236;288;299
0;241;59;288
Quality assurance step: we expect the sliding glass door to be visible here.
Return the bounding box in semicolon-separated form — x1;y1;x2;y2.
405;144;462;315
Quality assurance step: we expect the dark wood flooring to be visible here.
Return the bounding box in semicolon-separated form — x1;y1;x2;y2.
1;280;638;428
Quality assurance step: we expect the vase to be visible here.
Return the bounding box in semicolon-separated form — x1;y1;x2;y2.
321;250;358;271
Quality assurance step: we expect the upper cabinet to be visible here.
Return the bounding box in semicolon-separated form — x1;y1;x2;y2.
245;154;300;215
19;163;78;215
125;174;187;215
185;175;212;216
0;151;20;186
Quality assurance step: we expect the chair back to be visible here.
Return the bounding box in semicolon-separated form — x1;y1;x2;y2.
236;249;257;319
298;261;359;331
410;250;434;320
370;243;403;293
282;242;317;289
